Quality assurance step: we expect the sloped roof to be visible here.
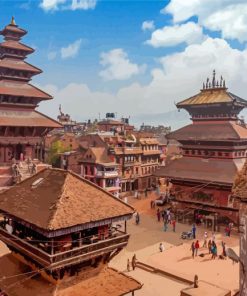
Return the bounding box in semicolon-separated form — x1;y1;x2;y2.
177;88;247;107
167;122;247;141
0;254;142;296
0;40;33;52
139;138;159;145
0;108;61;128
232;160;247;200
1;24;27;36
0;168;134;231
82;147;114;164
0;81;52;99
0;59;41;73
154;156;245;185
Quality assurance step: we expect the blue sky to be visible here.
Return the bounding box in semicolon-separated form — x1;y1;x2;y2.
1;0;247;128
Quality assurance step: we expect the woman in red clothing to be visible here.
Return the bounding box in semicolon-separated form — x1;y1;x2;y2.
195;240;200;256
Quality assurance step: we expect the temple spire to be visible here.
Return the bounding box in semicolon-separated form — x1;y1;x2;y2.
10;16;16;26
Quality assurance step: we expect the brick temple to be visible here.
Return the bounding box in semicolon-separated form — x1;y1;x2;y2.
0;18;61;186
156;71;247;227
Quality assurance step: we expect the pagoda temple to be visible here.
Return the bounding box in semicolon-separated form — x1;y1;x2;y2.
0;18;61;186
155;71;247;227
0;168;142;295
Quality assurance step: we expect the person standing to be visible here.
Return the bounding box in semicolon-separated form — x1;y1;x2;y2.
191;242;195;258
172;219;176;232
131;254;137;270
195;240;200;256
192;224;196;239
164;219;168;232
157;208;161;222
228;222;233;237
135;212;140;225
145;188;148;198
203;231;208;248
159;242;164;252
222;241;226;257
208;239;212;254
127;259;130;272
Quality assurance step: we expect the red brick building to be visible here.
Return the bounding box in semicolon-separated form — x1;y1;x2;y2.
156;72;247;226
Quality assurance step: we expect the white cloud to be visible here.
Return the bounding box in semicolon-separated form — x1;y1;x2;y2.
146;22;205;48
71;0;96;10
61;39;82;59
99;48;146;81
39;37;247;127
142;20;155;31
47;51;57;60
163;0;247;42
40;0;97;11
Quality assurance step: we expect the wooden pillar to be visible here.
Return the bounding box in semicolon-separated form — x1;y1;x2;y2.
79;232;82;247
124;220;127;233
51;238;54;255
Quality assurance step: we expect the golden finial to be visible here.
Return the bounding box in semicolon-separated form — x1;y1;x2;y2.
11;16;16;26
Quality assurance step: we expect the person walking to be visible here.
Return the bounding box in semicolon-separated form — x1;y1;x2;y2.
190;242;195;258
159;242;164;252
195;240;200;256
131;254;137;270
228;222;233;237
135;212;140;225
192;224;196;239
172;219;176;232
203;231;208;248
222;241;226;257
211;242;217;259
208;239;212;254
157;208;161;222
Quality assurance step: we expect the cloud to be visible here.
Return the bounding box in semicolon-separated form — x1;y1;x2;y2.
146;22;205;48
142;20;155;31
40;0;96;11
99;48;146;81
38;37;247;128
61;39;82;59
163;0;247;43
47;51;57;60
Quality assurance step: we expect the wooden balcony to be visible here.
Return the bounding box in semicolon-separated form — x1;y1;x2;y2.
0;136;42;145
0;227;129;270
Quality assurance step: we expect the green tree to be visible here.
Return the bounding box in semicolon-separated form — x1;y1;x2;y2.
47;140;71;167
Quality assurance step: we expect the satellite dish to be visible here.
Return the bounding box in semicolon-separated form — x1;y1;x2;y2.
226;248;240;263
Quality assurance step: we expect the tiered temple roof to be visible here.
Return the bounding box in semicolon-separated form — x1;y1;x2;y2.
232;160;247;200
0;168;134;232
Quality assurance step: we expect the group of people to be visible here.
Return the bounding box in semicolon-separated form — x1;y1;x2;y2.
127;254;137;272
190;231;227;260
156;208;176;232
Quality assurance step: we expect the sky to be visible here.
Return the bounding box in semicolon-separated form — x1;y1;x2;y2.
1;0;247;129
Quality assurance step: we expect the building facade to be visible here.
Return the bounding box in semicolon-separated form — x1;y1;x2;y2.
156;71;247;226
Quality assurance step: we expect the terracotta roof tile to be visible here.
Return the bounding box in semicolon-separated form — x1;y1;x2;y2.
167;122;247;141
0;168;134;231
0;81;52;99
82;147;114;164
0;254;142;296
0;40;33;52
1;24;27;35
0;59;41;73
139;138;159;145
154;156;245;185
0;108;61;128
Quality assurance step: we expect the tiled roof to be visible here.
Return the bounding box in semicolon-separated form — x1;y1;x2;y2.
82;147;114;164
167;122;247;141
0;108;61;128
139;138;159;145
154;156;245;185
1;24;27;35
0;59;41;73
232;160;247;200
0;168;134;231
0;40;34;52
177;88;247;107
0;254;142;296
0;81;52;99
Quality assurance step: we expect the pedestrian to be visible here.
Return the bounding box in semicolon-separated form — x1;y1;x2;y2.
167;213;171;224
222;241;226;257
127;259;130;272
190;241;195;258
208;239;212;254
145;188;148;198
192;224;196;239
131;254;137;270
159;242;164;252
157;208;161;222
195;240;200;256
161;211;165;221
164;220;168;232
225;226;230;237
228;222;233;237
135;212;140;225
211;242;217;259
172;219;176;232
203;231;208;248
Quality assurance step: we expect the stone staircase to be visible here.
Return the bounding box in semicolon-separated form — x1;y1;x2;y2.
17;162;33;181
